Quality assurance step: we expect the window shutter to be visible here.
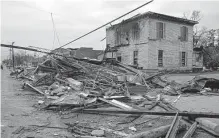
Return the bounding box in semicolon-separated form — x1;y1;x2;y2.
179;52;182;67
185;52;188;66
180;27;183;41
156;22;159;39
186;27;188;41
163;23;166;39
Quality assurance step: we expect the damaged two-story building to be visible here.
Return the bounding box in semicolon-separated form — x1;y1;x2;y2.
105;11;198;72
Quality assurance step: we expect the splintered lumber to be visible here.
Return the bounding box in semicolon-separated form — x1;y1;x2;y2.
127;123;187;138
25;82;44;95
196;118;219;135
147;102;158;110
66;78;83;91
63;103;104;114
145;72;163;80
79;109;219;118
158;99;219;137
151;97;219;137
21;75;34;81
182;122;197;138
99;127;128;137
165;112;182;138
117;63;140;74
98;98;134;110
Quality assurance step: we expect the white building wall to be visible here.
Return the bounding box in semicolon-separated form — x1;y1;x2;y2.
106;17;194;71
106;18;150;68
147;18;194;70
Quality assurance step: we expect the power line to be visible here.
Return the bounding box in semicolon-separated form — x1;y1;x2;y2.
57;0;154;49
1;44;69;58
51;13;57;49
51;13;61;47
52;29;56;49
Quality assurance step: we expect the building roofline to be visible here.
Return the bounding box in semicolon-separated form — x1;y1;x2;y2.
107;11;198;29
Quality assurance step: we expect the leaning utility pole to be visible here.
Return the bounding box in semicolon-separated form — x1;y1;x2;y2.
11;42;15;70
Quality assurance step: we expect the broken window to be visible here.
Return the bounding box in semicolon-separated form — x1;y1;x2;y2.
132;23;140;40
181;52;187;66
116;28;121;45
156;22;165;39
180;26;188;41
158;50;163;67
133;50;138;66
117;52;122;62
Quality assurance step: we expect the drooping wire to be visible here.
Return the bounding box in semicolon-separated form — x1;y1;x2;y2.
56;0;154;49
52;24;56;49
51;13;61;47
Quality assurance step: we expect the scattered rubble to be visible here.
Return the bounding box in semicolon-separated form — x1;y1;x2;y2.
10;55;219;137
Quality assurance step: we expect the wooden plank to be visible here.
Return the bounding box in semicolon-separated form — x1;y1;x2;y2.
165;112;182;138
99;127;128;137
182;122;197;138
196;118;219;135
127;123;187;138
159;99;219;137
80;109;219;118
154;98;219;137
117;62;140;74
147;102;158;110
144;95;219;137
98;98;134;110
25;82;44;95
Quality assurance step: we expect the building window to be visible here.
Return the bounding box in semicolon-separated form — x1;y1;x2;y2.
156;22;165;39
116;28;121;45
181;52;186;66
133;50;138;66
180;26;188;41
132;23;140;40
158;50;163;67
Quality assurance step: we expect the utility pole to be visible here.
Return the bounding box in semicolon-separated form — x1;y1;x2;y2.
9;48;12;67
12;42;15;71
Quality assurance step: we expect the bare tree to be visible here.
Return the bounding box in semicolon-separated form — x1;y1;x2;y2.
183;10;202;21
190;11;202;21
183;10;202;35
183;11;208;47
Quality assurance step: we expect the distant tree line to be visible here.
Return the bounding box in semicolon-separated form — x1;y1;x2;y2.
2;52;37;67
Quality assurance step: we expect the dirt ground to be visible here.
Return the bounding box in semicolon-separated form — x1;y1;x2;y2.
1;67;219;138
1;68;72;138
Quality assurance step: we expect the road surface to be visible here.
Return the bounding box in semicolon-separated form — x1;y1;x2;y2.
1;68;72;138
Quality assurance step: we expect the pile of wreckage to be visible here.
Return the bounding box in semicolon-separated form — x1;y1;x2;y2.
11;56;219;138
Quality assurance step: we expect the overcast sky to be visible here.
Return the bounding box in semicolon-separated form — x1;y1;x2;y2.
1;0;219;60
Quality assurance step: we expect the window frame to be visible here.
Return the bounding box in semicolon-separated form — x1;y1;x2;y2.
180;26;188;41
133;50;138;66
132;23;140;40
156;22;165;39
117;52;122;62
181;52;186;66
158;50;163;67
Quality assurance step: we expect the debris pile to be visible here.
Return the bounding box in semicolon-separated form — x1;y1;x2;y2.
10;56;219;137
